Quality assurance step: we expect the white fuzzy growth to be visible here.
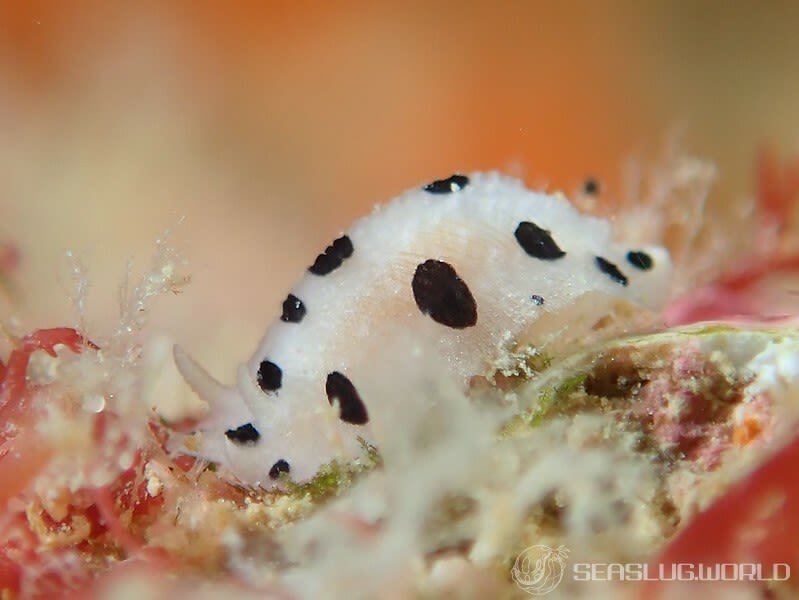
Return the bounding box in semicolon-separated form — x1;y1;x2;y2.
176;172;672;487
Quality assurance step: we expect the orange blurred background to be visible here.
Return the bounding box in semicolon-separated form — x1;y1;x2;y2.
1;2;798;372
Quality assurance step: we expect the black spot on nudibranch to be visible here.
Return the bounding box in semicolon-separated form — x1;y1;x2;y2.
224;422;260;445
582;177;600;195
514;222;566;260
325;371;369;425
412;259;478;329
531;294;545;306
269;459;290;480
423;174;470;194
626;250;654;271
309;235;354;276
281;293;307;323
595;256;629;286
257;360;283;393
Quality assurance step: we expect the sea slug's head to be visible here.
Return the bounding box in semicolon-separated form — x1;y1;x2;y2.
173;346;366;487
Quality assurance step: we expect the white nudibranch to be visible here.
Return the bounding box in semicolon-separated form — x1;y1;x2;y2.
174;172;672;488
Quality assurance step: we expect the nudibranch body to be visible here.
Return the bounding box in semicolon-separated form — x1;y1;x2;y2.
175;172;672;488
